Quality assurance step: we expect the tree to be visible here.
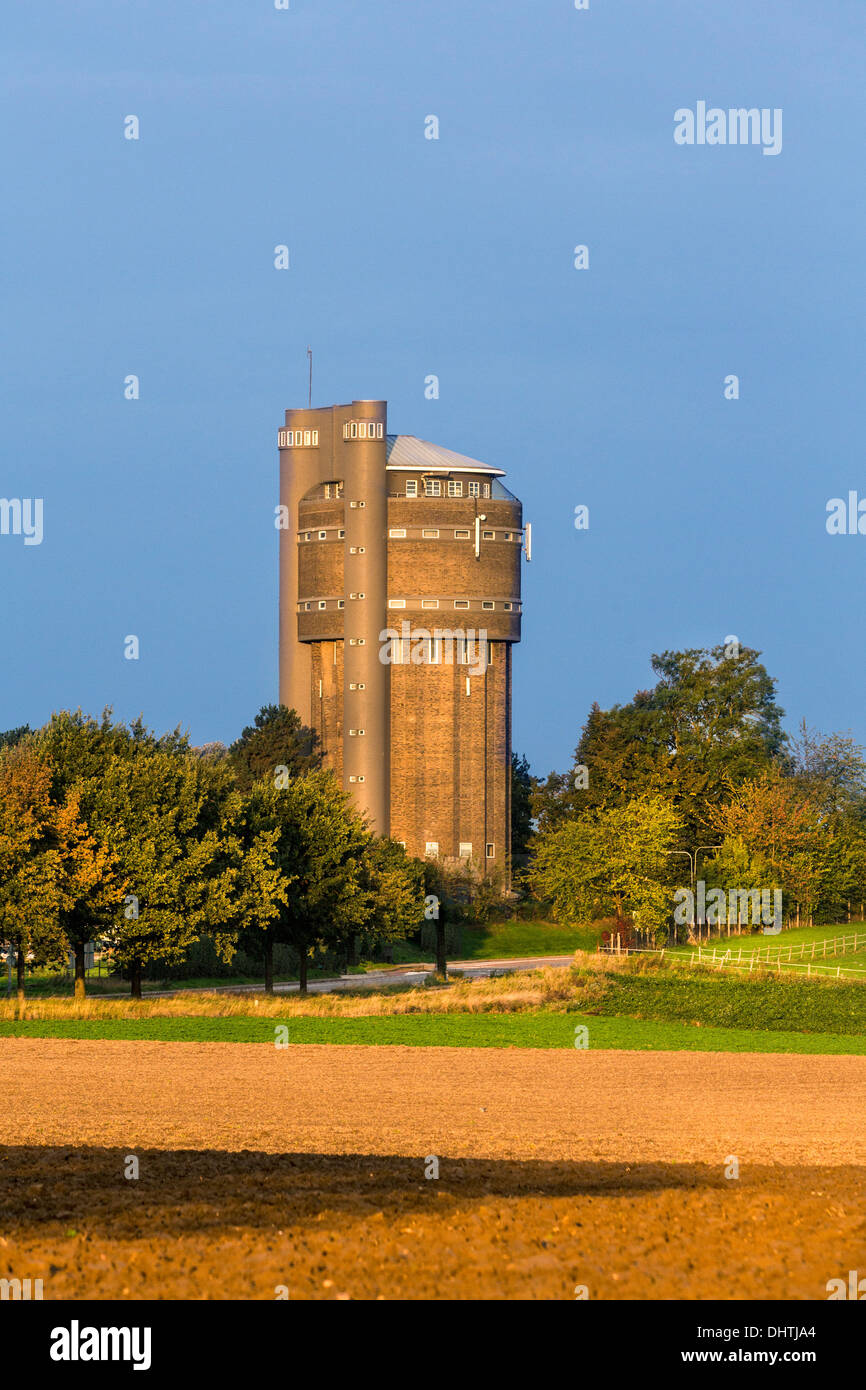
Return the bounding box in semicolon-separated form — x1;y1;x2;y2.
530;794;682;937
708;769;826;926
532;643;786;847
229;705;320;792
219;783;293;994
94;746;238;997
510;752;534;862
35;710;235;997
54;786;125;998
0;744;61;1006
359;837;426;963
267;770;371;995
0;726;31;750
790;722;866;821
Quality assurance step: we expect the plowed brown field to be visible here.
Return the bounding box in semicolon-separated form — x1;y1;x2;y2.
1;1039;864;1300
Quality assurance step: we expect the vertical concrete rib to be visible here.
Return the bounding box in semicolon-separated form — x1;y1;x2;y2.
341;401;390;835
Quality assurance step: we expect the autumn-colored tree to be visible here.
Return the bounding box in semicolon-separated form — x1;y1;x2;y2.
0;743;60;1006
708;769;826;924
54;787;126;998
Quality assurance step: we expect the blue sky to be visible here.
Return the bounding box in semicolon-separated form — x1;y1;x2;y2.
2;0;864;777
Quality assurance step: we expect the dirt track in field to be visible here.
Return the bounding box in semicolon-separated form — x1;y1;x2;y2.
1;1039;864;1300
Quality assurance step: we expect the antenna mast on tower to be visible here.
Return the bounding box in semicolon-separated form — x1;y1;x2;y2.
306;347;312;408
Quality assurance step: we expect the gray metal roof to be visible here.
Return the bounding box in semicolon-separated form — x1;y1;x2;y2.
385;434;505;477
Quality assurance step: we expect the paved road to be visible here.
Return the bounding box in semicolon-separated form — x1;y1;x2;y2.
141;954;575;999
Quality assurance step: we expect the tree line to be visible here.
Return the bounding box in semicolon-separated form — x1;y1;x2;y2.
515;642;866;941
0;706;428;1000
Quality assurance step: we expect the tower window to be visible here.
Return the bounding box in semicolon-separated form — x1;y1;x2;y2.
425;842;439;858
318;531;327;540
421;598;439;609
304;602;312;611
453;600;469;609
338;600;345;609
486;843;495;858
482;601;494;610
422;529;439;539
318;601;327;610
468;481;480;497
389;528;407;538
482;483;490;498
459;842;472;859
482;530;494;540
454;529;471;539
405;480;418;498
424;479;441;497
447;480;463;497
389;599;406;609
504;602;512;611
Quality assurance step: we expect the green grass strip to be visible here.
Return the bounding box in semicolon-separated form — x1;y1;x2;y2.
1;1012;865;1054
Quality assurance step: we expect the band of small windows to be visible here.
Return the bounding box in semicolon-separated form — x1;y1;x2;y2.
298;598;520;613
388;527;522;542
279;428;319;447
404;479;490;498
425;841;495;858
343;421;384;440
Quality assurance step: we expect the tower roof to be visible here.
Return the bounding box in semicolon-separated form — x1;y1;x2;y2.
385;434;505;477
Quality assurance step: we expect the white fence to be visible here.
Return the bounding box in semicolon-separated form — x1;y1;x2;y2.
689;931;866;979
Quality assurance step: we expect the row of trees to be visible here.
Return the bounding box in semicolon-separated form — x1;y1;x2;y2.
0;707;428;1000
524;643;866;940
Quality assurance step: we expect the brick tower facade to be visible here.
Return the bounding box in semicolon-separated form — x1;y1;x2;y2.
278;400;524;882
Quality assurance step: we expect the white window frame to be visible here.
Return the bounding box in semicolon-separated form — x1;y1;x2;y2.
389;528;407;538
468;481;480;497
405;479;418;498
486;843;495;858
447;480;463;497
425;479;442;497
425;841;439;858
422;528;439;538
459;842;472;859
454;529;471;539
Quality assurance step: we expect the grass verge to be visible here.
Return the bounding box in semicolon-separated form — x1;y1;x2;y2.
0;1010;864;1053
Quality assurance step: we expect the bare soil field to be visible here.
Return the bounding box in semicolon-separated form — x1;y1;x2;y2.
1;1039;864;1300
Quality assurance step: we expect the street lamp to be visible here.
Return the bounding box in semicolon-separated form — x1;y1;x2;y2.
668;846;723;942
668;852;693;944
